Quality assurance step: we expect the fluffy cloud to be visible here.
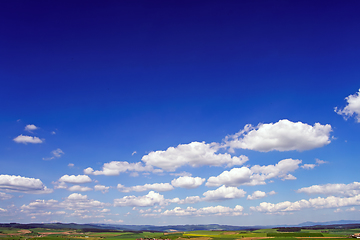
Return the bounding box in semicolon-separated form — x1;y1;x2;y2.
68;185;93;192
297;182;360;197
162;205;244;217
117;183;174;192
250;194;360;214
13;135;43;144
206;158;302;187
0;192;13;200
335;89;360;122
203;185;246;201
43;148;64;160
141;141;248;171
24;124;38;132
247;191;267;200
84;161;154;176
61;193;108;210
58;175;92;184
114;191;171;207
21;193;108;213
224;119;332;152
0;175;53;194
171;176;205;189
94;185;110;193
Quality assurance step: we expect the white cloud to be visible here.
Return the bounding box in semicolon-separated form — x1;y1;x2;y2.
0;208;7;212
335;89;360;122
13;134;43;144
177;196;202;204
21;193;108;213
84;161;154;176
68;185;93;192
346;207;357;212
0;192;13;200
301;164;316;170
24;124;38;132
297;182;360;197
250;194;360;214
206;158;302;187
316;159;328;165
203;185;246;201
247;191;267;200
68;163;74;167
43;148;64;160
132;151;137;155
61;193;108;210
141;141;248;172
162;205;243;217
224;119;332;152
117;183;174;193
282;174;297;180
171;176;205;189
114;191;171;207
58;175;92;184
0;174;53;194
52;148;64;157
94;185;110;193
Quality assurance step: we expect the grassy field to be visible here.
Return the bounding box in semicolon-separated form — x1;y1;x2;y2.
0;227;355;240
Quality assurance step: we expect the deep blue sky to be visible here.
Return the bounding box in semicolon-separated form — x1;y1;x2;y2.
1;0;360;225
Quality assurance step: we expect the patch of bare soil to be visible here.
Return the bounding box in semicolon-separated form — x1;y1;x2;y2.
164;232;183;235
19;230;32;234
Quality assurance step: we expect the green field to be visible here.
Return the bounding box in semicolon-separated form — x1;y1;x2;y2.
0;227;355;240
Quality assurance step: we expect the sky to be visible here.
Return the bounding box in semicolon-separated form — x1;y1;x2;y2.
1;0;360;226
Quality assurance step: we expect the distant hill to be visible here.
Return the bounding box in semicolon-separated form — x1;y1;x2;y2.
1;220;360;232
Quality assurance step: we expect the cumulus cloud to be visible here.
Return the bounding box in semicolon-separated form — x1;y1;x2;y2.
250;194;360;214
297;182;360;197
141;141;248;172
117;183;174;193
335;89;360;122
68;163;74;167
0;175;53;194
224;119;332;152
206;158;302;187
21;193;108;213
171;176;205;189
84;161;154;176
162;205;244;217
68;185;93;192
247;191;267;200
58;175;92;184
114;191;173;207
0;192;13;200
94;185;110;193
43;148;64;160
13;135;43;144
203;185;246;201
24;124;38;132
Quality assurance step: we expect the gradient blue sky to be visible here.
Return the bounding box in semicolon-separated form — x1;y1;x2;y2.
1;0;360;226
